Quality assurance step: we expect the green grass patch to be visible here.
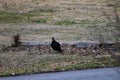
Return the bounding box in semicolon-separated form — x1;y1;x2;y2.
30;8;56;13
0;11;23;23
54;19;103;26
55;20;78;26
0;11;35;23
79;19;100;25
32;18;47;24
0;11;50;23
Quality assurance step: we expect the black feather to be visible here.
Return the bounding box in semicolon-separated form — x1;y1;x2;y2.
51;37;62;52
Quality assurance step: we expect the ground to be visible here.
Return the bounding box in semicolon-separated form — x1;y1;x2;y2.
0;0;120;44
0;67;120;80
0;0;120;77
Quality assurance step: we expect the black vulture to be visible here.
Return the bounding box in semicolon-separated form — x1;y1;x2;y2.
51;37;62;52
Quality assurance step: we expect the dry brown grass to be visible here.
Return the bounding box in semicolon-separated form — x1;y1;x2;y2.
0;0;120;77
0;23;119;46
0;0;119;44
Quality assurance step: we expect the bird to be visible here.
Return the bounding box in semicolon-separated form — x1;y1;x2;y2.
51;37;62;52
12;34;21;47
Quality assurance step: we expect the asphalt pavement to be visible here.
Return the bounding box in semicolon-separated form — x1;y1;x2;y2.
0;67;120;80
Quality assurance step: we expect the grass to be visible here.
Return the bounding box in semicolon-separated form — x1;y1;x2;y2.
79;19;102;25
32;18;47;24
55;20;78;26
0;10;105;26
0;11;35;23
0;0;119;25
0;11;24;23
0;11;49;24
0;25;52;35
0;0;120;77
30;8;56;13
0;47;120;77
0;22;119;46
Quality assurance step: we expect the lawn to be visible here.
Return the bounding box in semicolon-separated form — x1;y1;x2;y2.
0;0;120;77
0;44;120;77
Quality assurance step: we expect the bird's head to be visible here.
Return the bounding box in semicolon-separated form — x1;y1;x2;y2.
52;37;55;41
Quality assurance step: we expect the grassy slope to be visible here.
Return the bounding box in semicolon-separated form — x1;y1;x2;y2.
0;50;120;77
0;0;120;43
0;0;120;77
0;0;119;24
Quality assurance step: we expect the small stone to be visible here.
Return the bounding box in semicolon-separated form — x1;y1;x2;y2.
11;72;15;76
